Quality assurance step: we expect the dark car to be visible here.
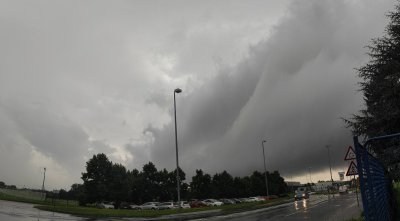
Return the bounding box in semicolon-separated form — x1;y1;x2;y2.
189;199;208;208
220;198;235;204
294;187;310;200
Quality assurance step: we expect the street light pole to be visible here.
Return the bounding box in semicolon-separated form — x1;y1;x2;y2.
262;140;269;196
326;145;333;182
174;88;182;208
326;145;334;198
42;167;46;191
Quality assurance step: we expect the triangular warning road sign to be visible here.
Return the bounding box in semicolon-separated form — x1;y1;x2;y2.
344;146;356;161
346;161;358;176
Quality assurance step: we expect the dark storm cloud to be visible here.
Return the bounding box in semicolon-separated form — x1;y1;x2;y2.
2;101;89;169
145;0;395;180
0;0;396;188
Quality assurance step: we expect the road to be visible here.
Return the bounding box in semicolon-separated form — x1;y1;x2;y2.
0;200;85;221
193;193;362;221
0;193;362;221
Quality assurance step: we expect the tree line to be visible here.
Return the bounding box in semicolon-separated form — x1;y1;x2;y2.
62;153;288;207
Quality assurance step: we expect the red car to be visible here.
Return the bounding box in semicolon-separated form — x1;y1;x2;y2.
189;199;207;208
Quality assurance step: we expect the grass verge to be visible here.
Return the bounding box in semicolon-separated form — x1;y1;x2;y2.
395;182;400;208
0;192;78;206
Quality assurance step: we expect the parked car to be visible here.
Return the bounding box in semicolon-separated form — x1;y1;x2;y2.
239;198;252;203
219;198;235;204
202;199;223;206
189;199;208;208
231;198;242;204
96;201;114;209
247;197;263;202
138;202;160;210
158;202;175;210
175;201;191;209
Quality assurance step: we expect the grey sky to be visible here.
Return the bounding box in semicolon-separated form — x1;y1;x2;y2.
0;0;395;190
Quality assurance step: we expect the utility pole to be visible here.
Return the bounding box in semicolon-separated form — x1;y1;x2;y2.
42;167;46;191
261;140;269;196
326;145;334;198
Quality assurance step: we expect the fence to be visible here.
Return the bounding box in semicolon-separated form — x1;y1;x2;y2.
353;133;400;221
0;188;46;201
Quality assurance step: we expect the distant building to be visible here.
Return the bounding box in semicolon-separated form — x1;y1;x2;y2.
286;181;301;192
286;181;301;187
311;181;332;191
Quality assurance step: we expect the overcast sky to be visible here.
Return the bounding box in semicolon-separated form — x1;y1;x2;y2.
0;0;396;190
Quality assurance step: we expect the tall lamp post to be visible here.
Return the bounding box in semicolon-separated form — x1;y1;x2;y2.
326;145;333;182
326;145;334;198
261;140;269;196
174;88;182;207
42;167;46;191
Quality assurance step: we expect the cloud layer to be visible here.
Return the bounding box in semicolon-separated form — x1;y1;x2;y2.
0;0;395;189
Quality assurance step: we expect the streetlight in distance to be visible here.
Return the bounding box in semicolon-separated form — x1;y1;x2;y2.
174;88;182;208
326;145;333;182
326;145;334;198
42;167;46;191
261;140;269;196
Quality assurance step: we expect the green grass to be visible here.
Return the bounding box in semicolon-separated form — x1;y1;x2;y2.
394;182;400;207
0;192;78;206
35;205;214;218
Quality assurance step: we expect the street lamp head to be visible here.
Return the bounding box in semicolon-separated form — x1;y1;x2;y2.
174;88;182;93
262;140;267;143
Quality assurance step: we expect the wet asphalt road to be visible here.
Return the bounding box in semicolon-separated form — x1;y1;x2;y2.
0;200;85;221
197;193;362;221
0;193;361;221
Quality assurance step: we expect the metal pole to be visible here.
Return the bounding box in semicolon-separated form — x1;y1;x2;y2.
354;175;359;207
42;167;46;191
326;145;334;198
174;89;181;208
262;140;269;196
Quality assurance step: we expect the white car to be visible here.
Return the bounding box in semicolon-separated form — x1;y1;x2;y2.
202;199;223;206
138;202;160;210
248;196;264;202
175;201;191;209
96;201;114;209
158;202;175;210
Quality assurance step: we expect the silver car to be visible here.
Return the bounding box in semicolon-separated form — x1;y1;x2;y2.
158;202;175;210
138;202;160;210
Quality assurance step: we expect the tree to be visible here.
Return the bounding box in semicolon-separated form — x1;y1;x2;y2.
345;2;400;180
81;153;113;204
190;169;212;199
58;189;68;200
68;183;85;205
267;171;287;195
109;163;130;208
345;3;400;140
211;171;234;198
140;162;160;202
249;171;265;196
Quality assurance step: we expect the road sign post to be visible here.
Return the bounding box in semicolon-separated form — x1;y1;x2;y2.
344;145;359;207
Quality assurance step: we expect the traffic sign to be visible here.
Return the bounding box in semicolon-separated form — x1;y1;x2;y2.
344;146;356;161
346;161;358;176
